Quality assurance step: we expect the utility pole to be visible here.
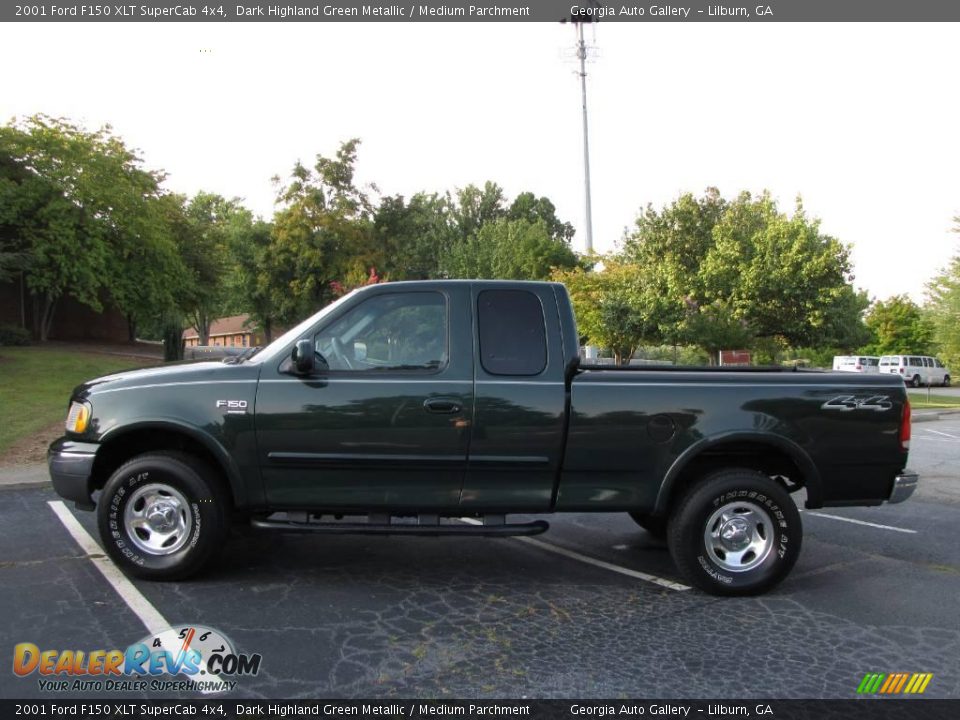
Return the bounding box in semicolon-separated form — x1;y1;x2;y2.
562;12;597;255
575;21;594;255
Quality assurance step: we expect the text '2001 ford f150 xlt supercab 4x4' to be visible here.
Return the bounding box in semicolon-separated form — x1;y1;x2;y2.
49;280;918;595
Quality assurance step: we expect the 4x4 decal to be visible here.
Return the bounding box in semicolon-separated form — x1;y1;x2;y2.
821;395;893;412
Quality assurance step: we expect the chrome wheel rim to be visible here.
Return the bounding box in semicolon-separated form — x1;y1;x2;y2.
703;500;774;573
123;483;193;556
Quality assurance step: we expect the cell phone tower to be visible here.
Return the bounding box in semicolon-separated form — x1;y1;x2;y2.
561;4;601;255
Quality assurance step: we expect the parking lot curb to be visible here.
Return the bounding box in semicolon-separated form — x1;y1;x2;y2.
0;463;49;490
912;409;960;424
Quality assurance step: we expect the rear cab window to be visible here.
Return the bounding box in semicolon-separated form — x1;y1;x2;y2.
477;289;547;376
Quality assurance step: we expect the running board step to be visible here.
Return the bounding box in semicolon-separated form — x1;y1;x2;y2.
250;516;549;537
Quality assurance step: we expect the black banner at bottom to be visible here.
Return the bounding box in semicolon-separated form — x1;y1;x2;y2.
2;700;957;720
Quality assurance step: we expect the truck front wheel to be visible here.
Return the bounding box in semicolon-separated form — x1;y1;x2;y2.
97;452;229;580
667;469;801;596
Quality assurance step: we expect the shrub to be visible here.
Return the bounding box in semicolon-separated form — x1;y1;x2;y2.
0;324;31;346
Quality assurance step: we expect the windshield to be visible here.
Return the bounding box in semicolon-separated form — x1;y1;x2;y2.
247;291;359;365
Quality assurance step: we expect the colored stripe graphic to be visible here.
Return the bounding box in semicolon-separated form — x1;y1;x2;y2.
857;673;884;694
858;672;932;694
893;673;909;693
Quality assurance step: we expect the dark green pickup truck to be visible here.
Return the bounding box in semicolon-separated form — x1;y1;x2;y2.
49;280;917;595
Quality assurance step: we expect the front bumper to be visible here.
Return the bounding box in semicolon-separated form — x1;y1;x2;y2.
887;469;918;504
48;437;99;510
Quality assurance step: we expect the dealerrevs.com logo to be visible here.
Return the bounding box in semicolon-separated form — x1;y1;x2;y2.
13;625;261;694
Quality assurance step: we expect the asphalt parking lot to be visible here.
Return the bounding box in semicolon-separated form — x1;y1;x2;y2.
2;417;959;701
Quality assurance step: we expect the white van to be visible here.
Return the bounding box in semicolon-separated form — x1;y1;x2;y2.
878;355;951;387
832;355;880;373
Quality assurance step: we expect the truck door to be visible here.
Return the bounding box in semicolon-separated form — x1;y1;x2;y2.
460;284;569;511
254;286;474;509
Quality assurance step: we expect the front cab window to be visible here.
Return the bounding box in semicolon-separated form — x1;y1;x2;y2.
314;292;448;372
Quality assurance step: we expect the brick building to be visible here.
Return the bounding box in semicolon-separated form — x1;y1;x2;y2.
182;314;264;348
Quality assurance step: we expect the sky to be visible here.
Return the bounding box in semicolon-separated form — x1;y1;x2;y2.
2;21;958;302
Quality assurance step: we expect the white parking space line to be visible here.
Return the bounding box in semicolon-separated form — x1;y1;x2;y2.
805;511;917;534
921;428;960;440
48;500;170;634
459;518;690;591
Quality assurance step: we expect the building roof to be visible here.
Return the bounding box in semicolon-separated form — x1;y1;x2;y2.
183;314;254;340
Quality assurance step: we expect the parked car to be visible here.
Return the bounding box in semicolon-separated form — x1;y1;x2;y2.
49;280;917;596
879;355;951;387
832;355;880;373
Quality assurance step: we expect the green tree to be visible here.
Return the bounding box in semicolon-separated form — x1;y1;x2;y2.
373;192;456;280
445;217;577;280
926;219;960;369
625;189;864;357
624;187;727;287
0;115;168;341
622;188;728;349
702;193;856;346
507;192;575;243
680;299;755;365
553;259;683;364
448;181;506;239
267;139;375;325
178;192;247;344
223;212;277;342
862;295;935;355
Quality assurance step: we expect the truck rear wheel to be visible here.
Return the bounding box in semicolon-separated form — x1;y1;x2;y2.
667;469;801;596
97;452;229;580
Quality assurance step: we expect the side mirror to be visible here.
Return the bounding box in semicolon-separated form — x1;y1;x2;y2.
291;339;316;375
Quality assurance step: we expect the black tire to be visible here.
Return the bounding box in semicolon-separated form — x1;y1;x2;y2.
628;512;668;540
912;375;922;388
944;375;951;388
97;451;230;580
667;468;802;596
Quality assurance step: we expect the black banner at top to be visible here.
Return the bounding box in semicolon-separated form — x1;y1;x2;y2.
5;0;960;23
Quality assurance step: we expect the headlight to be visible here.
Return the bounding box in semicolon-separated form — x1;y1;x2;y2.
65;401;91;434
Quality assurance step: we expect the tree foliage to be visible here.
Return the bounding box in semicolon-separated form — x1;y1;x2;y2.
623;189;867;360
445;218;577;280
266;139;376;325
507;192;575;243
5;117;877;371
373;192;456;280
552;258;682;364
862;295;935;356
926;218;960;370
0;115;171;340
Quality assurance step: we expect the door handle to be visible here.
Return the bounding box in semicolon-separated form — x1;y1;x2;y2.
423;398;462;414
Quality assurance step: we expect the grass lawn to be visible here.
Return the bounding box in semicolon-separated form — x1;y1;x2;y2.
907;390;960;409
0;346;158;462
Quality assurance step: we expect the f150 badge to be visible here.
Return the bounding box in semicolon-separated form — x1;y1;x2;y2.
821;395;893;412
216;400;248;414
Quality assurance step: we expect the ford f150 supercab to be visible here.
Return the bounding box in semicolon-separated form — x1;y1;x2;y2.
49;280;917;595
